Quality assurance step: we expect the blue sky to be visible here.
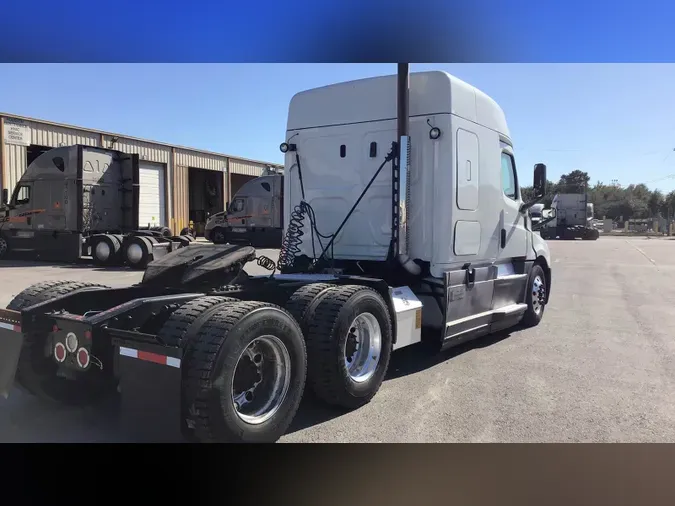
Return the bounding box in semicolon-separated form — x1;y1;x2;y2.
2;64;675;193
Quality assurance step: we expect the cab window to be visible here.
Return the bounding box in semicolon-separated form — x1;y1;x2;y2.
500;152;518;200
12;185;31;206
230;199;245;213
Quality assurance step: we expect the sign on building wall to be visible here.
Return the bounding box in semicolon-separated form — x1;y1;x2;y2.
3;118;31;146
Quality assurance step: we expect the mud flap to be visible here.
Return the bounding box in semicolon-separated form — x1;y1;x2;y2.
0;310;23;399
115;341;184;443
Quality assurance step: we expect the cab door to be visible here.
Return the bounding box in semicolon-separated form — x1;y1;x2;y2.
227;196;248;234
497;145;528;262
5;183;37;252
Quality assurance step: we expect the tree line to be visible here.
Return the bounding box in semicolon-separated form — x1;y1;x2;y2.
521;169;675;221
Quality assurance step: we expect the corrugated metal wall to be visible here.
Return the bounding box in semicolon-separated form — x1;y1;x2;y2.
31;121;99;148
2;117;99;194
175;148;227;172
1;114;280;232
103;135;170;164
172;164;190;233
229;158;266;177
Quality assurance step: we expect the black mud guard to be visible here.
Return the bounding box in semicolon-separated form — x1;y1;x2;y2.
0;309;23;398
115;339;184;442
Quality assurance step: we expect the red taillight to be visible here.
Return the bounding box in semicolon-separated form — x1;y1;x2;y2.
52;325;59;333
76;348;90;369
54;342;66;363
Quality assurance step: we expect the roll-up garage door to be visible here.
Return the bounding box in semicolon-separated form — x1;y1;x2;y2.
138;161;166;227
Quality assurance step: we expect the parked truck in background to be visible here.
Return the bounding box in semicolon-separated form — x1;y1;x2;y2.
0;65;552;444
540;193;599;240
0;145;195;268
529;203;545;227
203;173;283;248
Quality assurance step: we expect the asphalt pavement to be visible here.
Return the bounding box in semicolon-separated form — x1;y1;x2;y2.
1;237;674;442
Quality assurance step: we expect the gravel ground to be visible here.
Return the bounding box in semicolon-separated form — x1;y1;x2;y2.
1;236;674;442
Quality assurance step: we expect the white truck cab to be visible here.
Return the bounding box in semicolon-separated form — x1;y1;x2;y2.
281;69;551;347
0;67;553;444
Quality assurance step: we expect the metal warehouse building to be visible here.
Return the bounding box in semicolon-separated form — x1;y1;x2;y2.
0;114;282;235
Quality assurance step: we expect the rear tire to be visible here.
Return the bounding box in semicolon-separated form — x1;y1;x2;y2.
521;264;547;327
304;285;393;410
285;283;336;333
157;295;239;440
158;296;240;349
180;227;195;238
183;301;306;443
123;236;155;270
7;281;117;405
211;227;227;244
0;235;9;259
91;235;121;266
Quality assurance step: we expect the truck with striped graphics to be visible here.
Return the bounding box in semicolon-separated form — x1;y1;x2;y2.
204;173;284;248
0;145;195;268
0;65;551;443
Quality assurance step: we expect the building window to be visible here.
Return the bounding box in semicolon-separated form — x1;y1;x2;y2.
500;152;519;200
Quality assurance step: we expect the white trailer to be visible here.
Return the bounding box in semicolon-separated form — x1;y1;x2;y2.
0;65;552;443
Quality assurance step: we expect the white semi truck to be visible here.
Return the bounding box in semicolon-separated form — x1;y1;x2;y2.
540;193;599;240
0;65;551;443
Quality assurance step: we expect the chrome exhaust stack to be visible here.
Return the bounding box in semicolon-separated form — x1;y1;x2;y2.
396;63;421;275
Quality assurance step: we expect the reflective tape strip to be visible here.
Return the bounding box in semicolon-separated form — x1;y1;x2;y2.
0;322;21;332
119;346;181;368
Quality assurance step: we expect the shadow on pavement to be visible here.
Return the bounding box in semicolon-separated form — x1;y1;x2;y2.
285;328;516;435
1;326;520;442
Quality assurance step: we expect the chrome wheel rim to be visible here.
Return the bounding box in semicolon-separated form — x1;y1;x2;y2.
214;231;225;242
126;243;143;264
231;335;291;425
0;238;7;256
532;275;546;315
95;241;110;261
343;312;382;383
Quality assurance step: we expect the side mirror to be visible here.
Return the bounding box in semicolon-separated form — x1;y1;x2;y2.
1;188;7;206
520;163;547;213
533;163;547;198
225;201;230;212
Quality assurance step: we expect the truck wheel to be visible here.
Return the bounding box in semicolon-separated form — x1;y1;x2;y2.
0;235;9;259
180;227;195;239
158;296;240;349
92;235;121;266
183;301;306;443
171;236;191;248
157;295;239;441
7;280;77;310
149;226;172;237
304;285;393;410
7;281;116;405
211;227;227;244
521;264;547;327
285;283;336;334
124;236;155;270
